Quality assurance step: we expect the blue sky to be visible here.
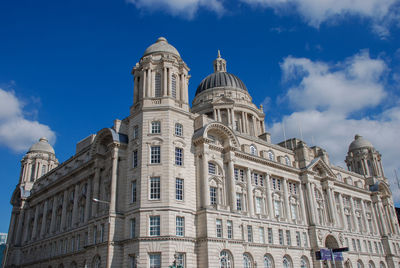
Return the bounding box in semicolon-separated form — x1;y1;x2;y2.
1;0;400;232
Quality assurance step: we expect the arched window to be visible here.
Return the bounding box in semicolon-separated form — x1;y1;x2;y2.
368;261;375;268
357;260;364;268
70;262;77;268
284;156;290;166
264;254;274;268
155;73;161;97
283;256;292;268
250;145;257;156
220;250;233;268
171;74;177;98
243;253;253;268
268;151;274;161
92;255;101;268
300;256;309;268
379;262;386;268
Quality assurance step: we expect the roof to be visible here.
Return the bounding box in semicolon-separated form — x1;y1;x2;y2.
143;37;180;57
28;137;55;154
195;71;248;96
349;134;374;151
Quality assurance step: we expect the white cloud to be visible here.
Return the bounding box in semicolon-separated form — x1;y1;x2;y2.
242;0;399;36
0;88;56;153
268;52;400;204
127;0;225;19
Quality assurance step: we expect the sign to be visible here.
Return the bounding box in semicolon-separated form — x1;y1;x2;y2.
333;252;343;261
332;247;349;252
316;248;347;261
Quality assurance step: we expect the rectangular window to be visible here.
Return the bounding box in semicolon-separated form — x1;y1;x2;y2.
151;121;161;134
352;239;357;251
130;255;137;268
210;187;217;205
149;216;160;236
279;229;284;245
133;125;139;139
149;253;161;268
150;146;161;164
208;162;216;174
234;168;239;180
286;230;291;246
176;178;184;201
93;226;97;244
236;193;242;211
303;232;308;247
368;241;372;253
247;225;253;242
71;237;74;252
130;218;136;238
150;177;160;200
274;200;280;218
175;123;183;136
133;150;138;168
296;231;301;246
368;219;373;233
100;224;104;243
216;219;222;238
131;180;137;203
357;239;361;252
374;242;378;253
76;235;80;250
268;228;273;244
256;197;262;214
272;178;281;190
259;227;265;244
176;216;184;237
227;220;233;239
175;147;183;166
176;253;185;268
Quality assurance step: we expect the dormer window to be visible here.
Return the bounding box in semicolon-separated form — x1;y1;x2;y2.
268;151;274;161
250;145;257;156
284;156;291;166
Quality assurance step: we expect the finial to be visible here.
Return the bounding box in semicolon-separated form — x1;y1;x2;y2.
213;50;227;73
217;50;221;58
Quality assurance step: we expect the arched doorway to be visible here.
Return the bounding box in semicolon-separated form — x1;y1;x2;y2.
325;235;343;268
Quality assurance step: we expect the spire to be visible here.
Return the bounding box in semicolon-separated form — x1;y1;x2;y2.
213;50;227;73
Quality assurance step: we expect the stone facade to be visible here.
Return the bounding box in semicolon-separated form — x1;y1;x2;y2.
4;37;400;268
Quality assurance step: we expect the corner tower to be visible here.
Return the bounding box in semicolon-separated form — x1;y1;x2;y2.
131;37;190;113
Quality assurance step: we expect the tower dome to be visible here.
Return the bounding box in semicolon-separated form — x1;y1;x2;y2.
195;51;247;96
348;134;374;152
28;137;55;154
143;37;180;57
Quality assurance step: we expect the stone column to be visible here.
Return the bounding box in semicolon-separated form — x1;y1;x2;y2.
324;183;336;225
305;181;316;225
92;167;101;217
360;200;368;233
227;109;231;125
231;109;235;129
241;112;246;133
147;69;151;97
370;201;378;234
60;190;68;231
202;152;210;208
72;184;80;226
143;68;147;98
40;200;48;237
298;182;307;224
84;179;92;223
183;74;189;103
384;204;394;233
217;109;221;123
15;209;25;245
375;200;388;235
252;115;257;136
338;194;346;229
50;197;57;233
246;168;254;216
31;205;39;240
213;109;217;121
163;67;167;97
245;113;250;135
282;179;290;222
227;154;236;211
349;197;357;232
261;120;265;133
109;146;119;214
265;174;274;219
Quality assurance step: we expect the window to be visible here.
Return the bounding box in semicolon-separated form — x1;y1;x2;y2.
357;260;364;268
210;187;217;205
176;178;184;201
274;200;281;218
268;228;273;244
171;74;177;98
272;178;281;190
283;256;292;268
227;221;233;239
368;241;373;253
149;253;161;268
279;229;284;245
303;232;308;247
76;235;80;250
236;193;243;211
41;165;47;176
234;168;245;181
133;125;139;139
288;182;297;194
176;253;185;268
93;226;97;244
247;226;253;242
150;177;160;200
253;172;264;186
290;203;297;220
30;163;36;181
100;224;104;243
296;231;301;246
130;218;136;238
150;146;161;164
268;151;274;161
352;239;357;251
175;123;183;136
256;197;262;214
175;147;183;166
286;230;291;246
149;216;160;236
216;219;222;238
176;216;184;236
130;255;137;268
220;250;233;268
250;145;257;155
264;255;273;268
259;227;265;243
300;257;309;268
357;239;361;251
155;73;161;97
132;150;138;168
208;162;216;174
284;156;291;166
131;181;137;203
243;253;252;268
151;121;161;134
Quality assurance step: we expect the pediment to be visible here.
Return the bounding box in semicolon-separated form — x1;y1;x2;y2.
305;157;335;178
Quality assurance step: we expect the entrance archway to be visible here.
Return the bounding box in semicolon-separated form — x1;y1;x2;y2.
324;235;343;268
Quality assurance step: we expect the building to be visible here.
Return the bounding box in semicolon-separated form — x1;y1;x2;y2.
4;37;400;268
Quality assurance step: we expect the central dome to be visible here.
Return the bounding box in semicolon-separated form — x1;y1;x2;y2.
349;134;374;151
143;37;180;57
28;137;55;154
195;72;248;96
